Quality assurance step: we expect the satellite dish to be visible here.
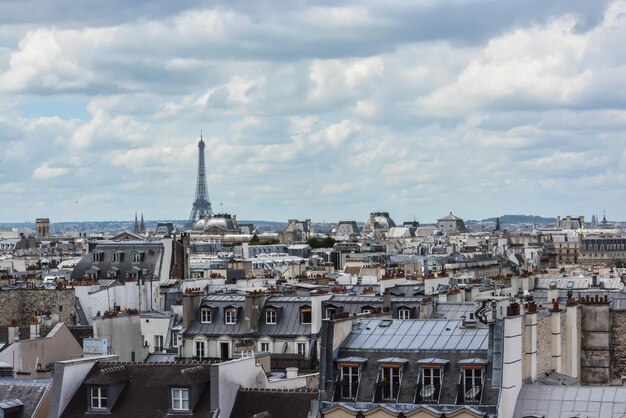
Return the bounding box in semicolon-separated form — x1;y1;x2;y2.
420;384;435;398
465;386;480;399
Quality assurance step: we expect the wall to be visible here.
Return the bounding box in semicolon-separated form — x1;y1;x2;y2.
0;289;77;325
536;312;552;374
580;302;611;384
75;281;162;324
611;310;626;381
140;314;172;352
93;314;147;362
0;323;83;377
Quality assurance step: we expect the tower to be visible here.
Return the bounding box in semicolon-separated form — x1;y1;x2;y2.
187;134;213;227
133;212;140;234
35;218;50;238
139;213;145;234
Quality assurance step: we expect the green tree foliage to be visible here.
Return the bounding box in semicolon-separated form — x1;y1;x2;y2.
307;236;336;249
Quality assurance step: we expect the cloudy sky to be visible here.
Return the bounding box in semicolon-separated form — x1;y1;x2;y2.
1;0;625;224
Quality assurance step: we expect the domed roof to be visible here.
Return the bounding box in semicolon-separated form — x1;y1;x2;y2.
364;212;396;233
194;214;237;231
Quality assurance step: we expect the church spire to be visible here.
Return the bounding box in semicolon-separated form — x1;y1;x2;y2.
133;212;140;234
140;213;145;234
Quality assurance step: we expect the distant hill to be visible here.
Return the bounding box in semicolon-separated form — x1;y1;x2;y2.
481;214;556;224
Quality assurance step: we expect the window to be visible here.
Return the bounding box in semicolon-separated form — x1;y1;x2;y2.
194;341;206;359
154;335;163;351
92;252;103;263
260;342;270;352
326;307;336;319
362;306;373;314
297;342;307;355
380;366;401;401
300;307;311;324
266;308;277;324
112;252;123;263
132;251;143;263
201;308;212;323
225;308;237;324
171;388;189;411
398;308;411;319
463;367;483;404
172;333;180;348
420;367;442;403
90;387;108;410
340;365;359;400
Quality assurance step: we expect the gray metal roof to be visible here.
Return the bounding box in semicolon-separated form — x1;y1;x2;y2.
434;302;475;319
257;297;312;337
341;319;489;351
513;385;626;418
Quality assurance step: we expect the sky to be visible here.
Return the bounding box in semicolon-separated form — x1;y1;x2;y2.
1;0;626;224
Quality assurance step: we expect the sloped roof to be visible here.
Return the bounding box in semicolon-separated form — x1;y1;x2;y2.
513;385;626;418
61;362;213;418
341;318;489;351
230;387;317;418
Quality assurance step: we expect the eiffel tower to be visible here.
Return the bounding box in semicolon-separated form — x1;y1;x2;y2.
187;134;213;227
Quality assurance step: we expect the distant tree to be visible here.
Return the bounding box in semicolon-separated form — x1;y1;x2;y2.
307;236;336;249
250;234;260;244
258;238;280;245
611;259;626;268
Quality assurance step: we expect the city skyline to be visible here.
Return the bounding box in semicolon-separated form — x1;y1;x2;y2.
2;0;626;223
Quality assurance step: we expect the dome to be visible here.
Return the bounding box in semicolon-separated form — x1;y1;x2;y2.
194;214;237;231
363;212;396;233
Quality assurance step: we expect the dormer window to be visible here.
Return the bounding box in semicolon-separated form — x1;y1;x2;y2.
225;307;237;324
300;306;311;324
200;307;212;324
112;251;124;263
132;251;144;263
419;367;442;403
379;366;401;401
171;388;190;411
462;367;483;404
376;358;407;403
92;252;104;263
90;386;108;410
398;307;411;319
266;307;277;325
339;364;360;400
325;306;337;319
416;358;448;404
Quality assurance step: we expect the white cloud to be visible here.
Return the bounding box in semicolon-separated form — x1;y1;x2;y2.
32;163;69;179
2;1;626;222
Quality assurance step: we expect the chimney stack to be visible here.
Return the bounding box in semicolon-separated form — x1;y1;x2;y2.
244;290;265;333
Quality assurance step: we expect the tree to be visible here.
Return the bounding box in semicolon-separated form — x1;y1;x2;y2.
307;236;336;249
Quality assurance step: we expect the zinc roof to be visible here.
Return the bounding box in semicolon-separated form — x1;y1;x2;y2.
513;385;626;418
341;318;489;351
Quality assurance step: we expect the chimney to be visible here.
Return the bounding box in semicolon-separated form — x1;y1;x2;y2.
524;306;538;382
566;304;580;378
244;291;265;333
182;292;203;328
30;317;40;338
8;320;19;342
550;300;562;373
498;314;523;418
382;291;391;312
286;367;298;379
